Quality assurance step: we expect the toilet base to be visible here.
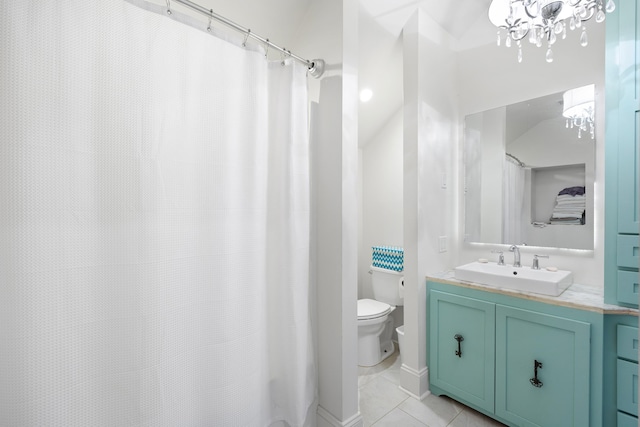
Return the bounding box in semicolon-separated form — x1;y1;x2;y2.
358;317;395;367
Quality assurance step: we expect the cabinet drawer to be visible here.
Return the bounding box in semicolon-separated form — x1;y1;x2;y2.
617;270;639;306
617;235;640;269
618;324;639;362
618;411;638;427
617;359;638;416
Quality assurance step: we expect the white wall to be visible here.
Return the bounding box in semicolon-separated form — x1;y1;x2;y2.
359;109;404;300
292;1;362;426
359;109;404;334
456;23;606;287
401;8;458;399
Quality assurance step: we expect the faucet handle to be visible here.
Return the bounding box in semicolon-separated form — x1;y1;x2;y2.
491;250;505;266
532;254;549;270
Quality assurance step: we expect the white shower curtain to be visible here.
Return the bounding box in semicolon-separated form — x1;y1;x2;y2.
502;155;526;245
0;1;315;425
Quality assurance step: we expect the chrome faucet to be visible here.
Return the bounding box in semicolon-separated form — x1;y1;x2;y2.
509;245;521;267
532;254;549;270
491;250;505;265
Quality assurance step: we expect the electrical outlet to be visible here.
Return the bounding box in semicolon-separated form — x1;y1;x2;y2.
439;236;447;253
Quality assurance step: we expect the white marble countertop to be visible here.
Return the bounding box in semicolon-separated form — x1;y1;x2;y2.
427;270;639;316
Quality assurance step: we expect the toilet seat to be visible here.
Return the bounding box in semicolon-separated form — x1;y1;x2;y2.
357;298;391;320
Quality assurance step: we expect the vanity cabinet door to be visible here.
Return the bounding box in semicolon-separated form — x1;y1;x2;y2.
429;291;496;413
495;305;591;427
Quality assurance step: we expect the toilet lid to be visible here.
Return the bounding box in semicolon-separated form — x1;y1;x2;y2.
357;299;391;320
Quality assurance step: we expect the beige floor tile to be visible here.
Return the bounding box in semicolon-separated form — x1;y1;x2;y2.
399;394;463;427
371;407;428;427
359;374;409;427
448;407;507;427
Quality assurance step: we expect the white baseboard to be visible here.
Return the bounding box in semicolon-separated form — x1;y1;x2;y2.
399;385;431;401
399;363;430;400
317;406;363;427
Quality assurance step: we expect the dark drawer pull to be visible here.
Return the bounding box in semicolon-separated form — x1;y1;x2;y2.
530;359;543;388
454;334;464;358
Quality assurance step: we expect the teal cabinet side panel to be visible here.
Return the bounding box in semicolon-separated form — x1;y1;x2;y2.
605;0;640;306
617;0;640;234
429;290;496;413
604;0;622;305
495;305;591;427
617;359;639;416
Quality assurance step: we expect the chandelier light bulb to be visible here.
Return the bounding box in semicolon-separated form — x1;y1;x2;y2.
489;0;614;63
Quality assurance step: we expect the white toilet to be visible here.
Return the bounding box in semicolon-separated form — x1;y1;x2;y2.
357;266;404;367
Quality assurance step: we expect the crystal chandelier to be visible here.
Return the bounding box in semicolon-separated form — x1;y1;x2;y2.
563;84;595;139
488;0;616;63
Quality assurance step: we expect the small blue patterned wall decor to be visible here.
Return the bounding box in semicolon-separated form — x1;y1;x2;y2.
372;246;404;272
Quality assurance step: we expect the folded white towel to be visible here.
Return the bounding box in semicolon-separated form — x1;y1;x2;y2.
551;212;584;219
556;201;584;206
556;194;586;200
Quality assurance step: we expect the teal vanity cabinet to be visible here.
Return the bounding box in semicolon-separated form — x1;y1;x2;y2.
428;280;604;427
605;0;639;308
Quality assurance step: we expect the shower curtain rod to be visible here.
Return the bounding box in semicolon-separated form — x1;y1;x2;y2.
506;153;525;167
170;0;325;78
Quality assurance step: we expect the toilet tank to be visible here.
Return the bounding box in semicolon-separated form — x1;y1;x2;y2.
371;266;404;306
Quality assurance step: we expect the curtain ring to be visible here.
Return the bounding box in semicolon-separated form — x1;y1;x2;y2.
166;0;172;15
264;39;269;58
242;30;250;48
207;9;212;32
280;50;292;66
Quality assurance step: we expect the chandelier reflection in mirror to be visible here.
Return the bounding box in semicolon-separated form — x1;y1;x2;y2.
563;84;595;139
488;0;616;63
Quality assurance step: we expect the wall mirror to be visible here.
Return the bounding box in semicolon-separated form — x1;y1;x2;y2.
463;85;595;250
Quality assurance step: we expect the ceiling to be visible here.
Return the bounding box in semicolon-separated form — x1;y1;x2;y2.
358;0;496;145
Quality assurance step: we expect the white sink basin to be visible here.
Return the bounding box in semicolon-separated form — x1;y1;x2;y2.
454;261;573;296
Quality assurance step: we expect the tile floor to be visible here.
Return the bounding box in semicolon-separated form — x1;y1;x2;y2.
358;348;506;427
